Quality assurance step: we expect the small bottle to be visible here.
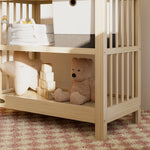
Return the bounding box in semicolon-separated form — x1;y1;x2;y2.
1;15;8;45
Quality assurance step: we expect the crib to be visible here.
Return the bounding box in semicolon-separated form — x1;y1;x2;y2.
0;0;141;140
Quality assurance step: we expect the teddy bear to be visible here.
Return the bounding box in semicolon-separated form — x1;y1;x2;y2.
0;52;42;95
54;58;95;105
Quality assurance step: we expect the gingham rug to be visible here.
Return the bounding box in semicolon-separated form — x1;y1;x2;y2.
0;109;149;150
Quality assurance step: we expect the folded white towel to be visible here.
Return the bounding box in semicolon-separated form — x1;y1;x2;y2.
11;24;54;34
9;41;54;46
11;33;54;39
8;23;54;46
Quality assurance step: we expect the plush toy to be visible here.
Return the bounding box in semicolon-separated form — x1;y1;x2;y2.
0;52;42;95
54;58;95;105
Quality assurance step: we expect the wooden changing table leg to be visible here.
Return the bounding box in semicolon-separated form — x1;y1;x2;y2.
95;37;107;140
95;53;107;140
95;0;107;140
95;118;107;140
132;108;141;124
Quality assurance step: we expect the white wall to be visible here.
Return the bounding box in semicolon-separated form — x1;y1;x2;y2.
141;0;150;110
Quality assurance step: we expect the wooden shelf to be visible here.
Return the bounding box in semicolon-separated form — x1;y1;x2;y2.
0;45;95;55
1;90;95;123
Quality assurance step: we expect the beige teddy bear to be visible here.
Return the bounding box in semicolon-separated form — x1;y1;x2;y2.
54;58;95;105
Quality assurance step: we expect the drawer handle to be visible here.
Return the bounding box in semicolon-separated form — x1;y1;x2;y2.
70;0;77;6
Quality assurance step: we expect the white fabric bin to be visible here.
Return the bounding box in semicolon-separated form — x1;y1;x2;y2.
52;0;95;48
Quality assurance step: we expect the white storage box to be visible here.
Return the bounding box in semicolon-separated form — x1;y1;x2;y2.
53;0;95;48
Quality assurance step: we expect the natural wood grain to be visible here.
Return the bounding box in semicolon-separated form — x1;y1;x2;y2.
13;2;16;22
109;0;113;48
121;0;124;47
131;52;134;98
26;3;29;21
107;98;139;123
115;0;118;48
133;0;141;123
0;45;95;55
132;0;134;46
126;0;129;47
115;54;118;104
105;46;139;54
121;53;124;102
3;90;95;123
20;3;22;19
109;55;113;106
95;0;107;140
126;52;129;100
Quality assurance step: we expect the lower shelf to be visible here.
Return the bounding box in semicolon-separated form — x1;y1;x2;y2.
1;90;95;123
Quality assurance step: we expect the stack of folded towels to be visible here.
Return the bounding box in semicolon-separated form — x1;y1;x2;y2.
7;18;54;46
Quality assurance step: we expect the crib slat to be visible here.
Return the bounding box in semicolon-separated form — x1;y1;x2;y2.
115;54;118;104
27;4;34;59
26;4;29;21
2;51;7;63
6;3;10;90
13;2;16;23
134;52;138;97
126;0;129;47
7;3;13;61
121;53;124;102
109;55;113;106
132;52;134;98
104;55;108;108
20;3;22;19
35;3;41;24
121;0;124;47
8;51;14;61
32;4;35;20
126;52;129;100
31;3;41;59
109;0;113;48
28;52;35;59
132;0;134;46
5;51;9;90
7;2;9;21
135;0;140;46
115;0;118;48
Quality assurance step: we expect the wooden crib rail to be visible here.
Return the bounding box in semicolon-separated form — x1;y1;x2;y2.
107;51;138;107
107;0;140;49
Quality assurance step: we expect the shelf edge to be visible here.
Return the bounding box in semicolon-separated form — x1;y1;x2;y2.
3;95;95;123
0;45;95;55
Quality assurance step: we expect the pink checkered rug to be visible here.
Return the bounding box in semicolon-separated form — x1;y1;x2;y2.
0;108;149;150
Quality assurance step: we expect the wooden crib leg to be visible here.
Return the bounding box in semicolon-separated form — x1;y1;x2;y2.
132;107;141;123
95;121;107;140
